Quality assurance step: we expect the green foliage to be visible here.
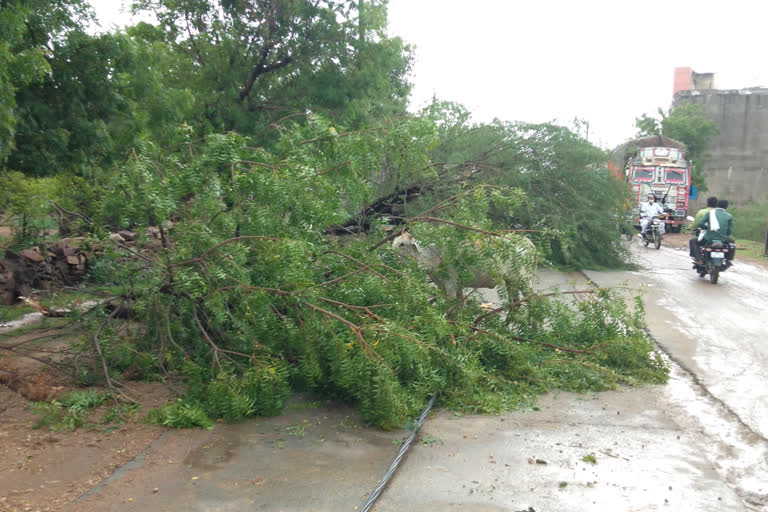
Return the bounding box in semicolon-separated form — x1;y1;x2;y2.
184;365;291;422
148;400;215;430
0;170;54;244
421;108;631;269
102;404;141;424
127;0;411;140
634;110;663;138
32;400;67;430
0;305;36;323
79;119;667;429
4;2;668;430
661;104;718;162
0;0;93;163
32;390;107;431
0;169;98;243
59;389;108;409
730;197;768;243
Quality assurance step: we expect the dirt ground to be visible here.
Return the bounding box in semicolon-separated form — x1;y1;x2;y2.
0;384;169;512
0;321;173;512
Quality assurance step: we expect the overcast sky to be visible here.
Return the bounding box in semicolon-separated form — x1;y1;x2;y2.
90;0;768;149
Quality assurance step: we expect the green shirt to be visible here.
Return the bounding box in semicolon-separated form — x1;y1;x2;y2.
697;208;734;243
690;207;713;233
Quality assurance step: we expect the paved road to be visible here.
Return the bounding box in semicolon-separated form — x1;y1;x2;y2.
71;244;768;511
589;240;768;440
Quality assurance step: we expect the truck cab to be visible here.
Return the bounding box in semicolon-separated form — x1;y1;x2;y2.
626;146;691;232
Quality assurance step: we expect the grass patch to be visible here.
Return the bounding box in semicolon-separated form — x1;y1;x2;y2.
731;199;768;242
0;305;36;323
33;390;110;431
736;239;767;260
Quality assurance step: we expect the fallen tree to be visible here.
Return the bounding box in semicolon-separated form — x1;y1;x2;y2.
50;118;667;429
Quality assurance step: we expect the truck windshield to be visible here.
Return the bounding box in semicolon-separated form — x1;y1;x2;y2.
632;168;654;181
664;169;686;183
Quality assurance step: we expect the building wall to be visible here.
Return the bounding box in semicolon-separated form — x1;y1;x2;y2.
673;67;692;95
674;89;768;208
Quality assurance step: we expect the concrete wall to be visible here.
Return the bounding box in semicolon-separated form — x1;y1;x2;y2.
674;89;768;209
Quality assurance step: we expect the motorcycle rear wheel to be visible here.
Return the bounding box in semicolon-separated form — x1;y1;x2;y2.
710;268;719;284
642;237;649;247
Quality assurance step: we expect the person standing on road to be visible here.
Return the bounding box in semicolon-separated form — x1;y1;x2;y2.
639;192;665;238
689;196;718;262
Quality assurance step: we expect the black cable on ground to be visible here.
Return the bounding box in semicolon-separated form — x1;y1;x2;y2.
358;390;440;512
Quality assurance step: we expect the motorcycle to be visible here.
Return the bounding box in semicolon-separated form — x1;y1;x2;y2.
640;215;663;249
686;216;735;284
693;240;734;284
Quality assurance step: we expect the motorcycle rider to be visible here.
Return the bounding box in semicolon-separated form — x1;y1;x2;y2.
639;192;665;238
689;196;718;263
717;199;737;266
697;198;734;263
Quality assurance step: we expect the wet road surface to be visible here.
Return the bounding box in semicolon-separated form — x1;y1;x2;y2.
70;245;768;511
585;239;768;509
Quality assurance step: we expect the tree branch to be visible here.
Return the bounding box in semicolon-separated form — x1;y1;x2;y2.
469;326;595;355
169;236;284;268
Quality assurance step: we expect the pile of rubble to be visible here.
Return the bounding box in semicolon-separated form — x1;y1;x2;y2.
0;241;90;306
0;228;166;306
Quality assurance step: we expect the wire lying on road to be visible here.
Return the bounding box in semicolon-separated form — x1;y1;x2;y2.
358;390;440;512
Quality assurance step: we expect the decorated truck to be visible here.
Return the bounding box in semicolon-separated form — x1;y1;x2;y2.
623;139;692;233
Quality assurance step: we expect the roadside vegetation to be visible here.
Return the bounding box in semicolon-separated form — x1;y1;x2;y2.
731;198;768;246
1;0;667;430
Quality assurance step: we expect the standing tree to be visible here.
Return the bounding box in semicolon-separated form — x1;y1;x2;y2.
634;104;718;190
130;0;412;137
0;0;92;162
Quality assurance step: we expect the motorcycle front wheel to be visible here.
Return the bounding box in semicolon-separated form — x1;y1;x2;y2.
654;234;662;250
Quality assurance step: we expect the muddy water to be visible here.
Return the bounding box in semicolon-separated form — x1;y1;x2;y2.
0;300;102;334
0;311;44;332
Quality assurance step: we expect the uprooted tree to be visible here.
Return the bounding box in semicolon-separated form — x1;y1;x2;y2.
48;115;668;429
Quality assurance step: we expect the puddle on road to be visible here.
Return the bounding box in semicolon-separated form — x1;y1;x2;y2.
0;300;104;334
0;311;44;332
587;249;768;510
660;353;768;509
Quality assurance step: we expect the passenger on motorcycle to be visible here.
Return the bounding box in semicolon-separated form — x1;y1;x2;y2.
717;199;737;265
689;196;718;262
639;193;665;238
697;199;734;264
